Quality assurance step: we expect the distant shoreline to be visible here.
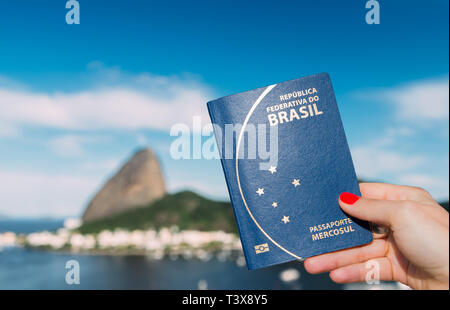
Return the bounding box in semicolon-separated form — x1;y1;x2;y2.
0;226;242;261
20;245;243;259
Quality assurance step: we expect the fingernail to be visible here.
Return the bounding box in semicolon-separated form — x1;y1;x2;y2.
339;192;360;205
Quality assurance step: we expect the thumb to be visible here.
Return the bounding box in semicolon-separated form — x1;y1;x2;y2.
339;192;403;228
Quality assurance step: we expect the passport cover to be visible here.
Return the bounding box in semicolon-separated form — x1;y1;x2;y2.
207;73;373;270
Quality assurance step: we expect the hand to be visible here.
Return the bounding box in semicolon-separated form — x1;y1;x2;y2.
304;183;449;290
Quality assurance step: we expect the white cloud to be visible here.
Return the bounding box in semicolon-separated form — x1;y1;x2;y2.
352;144;449;200
349;77;449;200
0;123;20;138
0;69;218;217
397;174;449;201
0;171;99;218
352;145;425;178
0;72;213;132
47;134;113;157
79;159;120;174
385;126;414;137
384;77;449;122
48;135;85;157
356;77;449;124
136;133;150;146
0;75;26;90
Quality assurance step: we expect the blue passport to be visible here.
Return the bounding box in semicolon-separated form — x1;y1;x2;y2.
207;73;372;270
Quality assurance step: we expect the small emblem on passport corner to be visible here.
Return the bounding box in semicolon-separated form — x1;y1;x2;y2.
254;243;269;254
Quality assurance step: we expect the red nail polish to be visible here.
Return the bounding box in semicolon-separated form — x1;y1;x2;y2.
340;192;360;205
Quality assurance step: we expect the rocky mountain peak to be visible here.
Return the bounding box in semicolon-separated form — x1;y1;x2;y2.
82;148;166;222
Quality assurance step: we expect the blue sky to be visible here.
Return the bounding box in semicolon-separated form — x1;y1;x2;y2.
0;0;448;218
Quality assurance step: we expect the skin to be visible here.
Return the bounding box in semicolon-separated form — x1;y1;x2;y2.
304;183;449;290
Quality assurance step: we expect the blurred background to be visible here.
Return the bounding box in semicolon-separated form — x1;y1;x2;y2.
0;0;448;289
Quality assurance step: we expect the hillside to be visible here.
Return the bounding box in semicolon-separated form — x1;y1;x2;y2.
78;191;238;234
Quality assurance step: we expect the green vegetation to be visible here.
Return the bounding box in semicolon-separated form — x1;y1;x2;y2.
78;191;238;234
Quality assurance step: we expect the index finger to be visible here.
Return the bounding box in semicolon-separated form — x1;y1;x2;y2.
304;239;387;274
359;182;433;203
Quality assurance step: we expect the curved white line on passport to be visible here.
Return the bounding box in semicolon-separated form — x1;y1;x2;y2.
235;84;303;261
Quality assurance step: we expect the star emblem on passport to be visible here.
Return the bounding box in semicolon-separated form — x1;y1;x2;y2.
272;202;278;208
291;179;300;187
256;188;264;196
282;216;290;224
268;166;277;174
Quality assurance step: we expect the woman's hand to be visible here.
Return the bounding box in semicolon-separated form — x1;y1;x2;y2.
304;183;449;290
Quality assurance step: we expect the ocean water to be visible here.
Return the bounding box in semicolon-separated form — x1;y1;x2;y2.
0;220;399;290
0;219;64;234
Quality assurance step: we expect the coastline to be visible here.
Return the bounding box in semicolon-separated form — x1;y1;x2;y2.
0;226;242;260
